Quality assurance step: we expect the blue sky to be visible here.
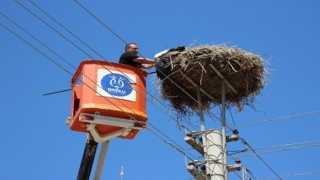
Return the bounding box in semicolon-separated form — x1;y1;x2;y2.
1;0;320;179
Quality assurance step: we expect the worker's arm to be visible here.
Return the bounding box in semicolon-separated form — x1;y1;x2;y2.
133;57;155;64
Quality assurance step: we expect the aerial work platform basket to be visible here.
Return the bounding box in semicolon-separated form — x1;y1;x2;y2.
68;60;148;142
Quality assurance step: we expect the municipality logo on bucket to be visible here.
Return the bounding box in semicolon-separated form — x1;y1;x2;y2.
101;73;133;97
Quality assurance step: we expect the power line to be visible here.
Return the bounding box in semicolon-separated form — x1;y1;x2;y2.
15;0;95;59
234;110;320;127
253;139;320;151
0;10;77;70
258;170;320;180
229;139;320;157
74;0;128;45
147;126;194;160
246;168;258;180
236;143;320;158
0;22;73;76
28;0;107;60
240;138;282;180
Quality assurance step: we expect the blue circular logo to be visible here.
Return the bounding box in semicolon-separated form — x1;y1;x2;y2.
101;73;133;97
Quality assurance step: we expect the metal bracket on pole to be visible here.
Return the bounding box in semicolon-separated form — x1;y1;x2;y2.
227;158;243;172
185;134;204;156
227;164;242;172
187;160;206;180
187;163;206;180
226;134;240;142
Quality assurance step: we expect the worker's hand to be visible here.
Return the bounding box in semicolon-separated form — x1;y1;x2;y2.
141;64;154;69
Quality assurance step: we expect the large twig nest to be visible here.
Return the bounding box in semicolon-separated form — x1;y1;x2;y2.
155;45;267;114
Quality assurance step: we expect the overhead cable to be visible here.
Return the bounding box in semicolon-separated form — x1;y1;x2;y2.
240;138;282;180
74;0;127;45
0;10;77;69
15;0;95;58
0;22;73;76
258;170;320;180
253;139;320;151
234;110;320;127
237;143;320;158
28;0;106;60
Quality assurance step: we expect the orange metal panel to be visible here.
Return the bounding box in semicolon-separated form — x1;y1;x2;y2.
69;60;148;139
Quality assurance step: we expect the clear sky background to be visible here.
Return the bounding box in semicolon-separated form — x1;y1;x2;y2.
1;0;320;180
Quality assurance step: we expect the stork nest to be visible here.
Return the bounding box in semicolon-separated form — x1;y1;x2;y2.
155;45;267;114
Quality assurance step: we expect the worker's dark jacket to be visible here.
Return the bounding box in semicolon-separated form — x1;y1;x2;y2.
119;52;140;68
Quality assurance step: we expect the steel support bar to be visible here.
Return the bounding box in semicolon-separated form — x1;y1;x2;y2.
181;73;219;120
77;134;98;180
242;167;246;180
209;64;237;93
87;124;131;143
182;72;216;101
221;79;228;179
93;141;109;180
197;87;205;132
185;136;204;156
79;113;146;130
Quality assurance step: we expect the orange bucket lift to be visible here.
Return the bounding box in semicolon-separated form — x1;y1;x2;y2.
66;60;149;179
67;60;148;142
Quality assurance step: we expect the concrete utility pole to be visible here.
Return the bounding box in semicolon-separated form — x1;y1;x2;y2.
185;76;243;180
